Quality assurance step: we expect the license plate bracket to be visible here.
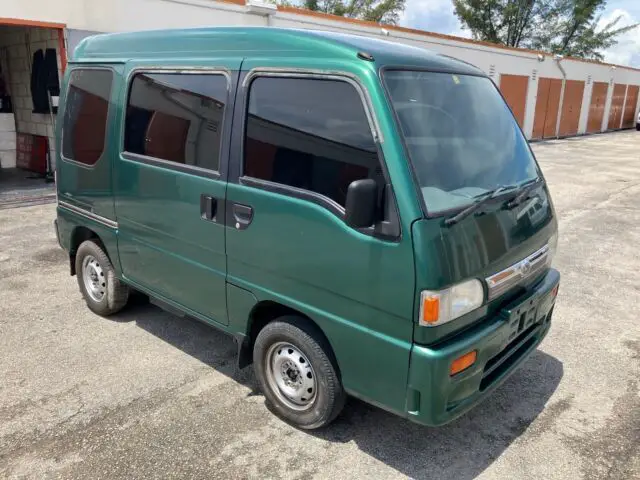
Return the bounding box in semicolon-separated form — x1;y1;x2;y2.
502;296;541;344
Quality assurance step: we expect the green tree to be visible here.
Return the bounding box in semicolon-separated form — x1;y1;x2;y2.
452;0;638;60
299;0;406;25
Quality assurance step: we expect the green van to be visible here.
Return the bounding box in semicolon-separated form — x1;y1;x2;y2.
54;27;560;429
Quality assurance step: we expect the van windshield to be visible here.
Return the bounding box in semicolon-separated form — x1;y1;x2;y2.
383;70;539;214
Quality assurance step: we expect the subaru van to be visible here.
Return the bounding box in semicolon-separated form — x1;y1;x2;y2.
54;27;560;429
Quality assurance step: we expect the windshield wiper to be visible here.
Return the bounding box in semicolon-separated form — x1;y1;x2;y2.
506;177;544;209
444;178;544;226
444;185;517;226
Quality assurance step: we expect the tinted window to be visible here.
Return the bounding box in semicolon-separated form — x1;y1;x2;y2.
384;70;539;214
124;73;227;171
244;77;382;207
62;69;113;165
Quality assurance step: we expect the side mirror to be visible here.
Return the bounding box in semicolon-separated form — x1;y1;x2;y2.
345;179;377;228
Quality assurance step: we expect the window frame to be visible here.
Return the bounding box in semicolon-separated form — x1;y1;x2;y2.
119;67;232;180
237;68;400;238
60;66;115;169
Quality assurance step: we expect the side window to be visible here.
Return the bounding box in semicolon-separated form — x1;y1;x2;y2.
244;77;383;208
124;73;227;172
62;69;113;165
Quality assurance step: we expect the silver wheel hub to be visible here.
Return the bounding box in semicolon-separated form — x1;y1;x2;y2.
265;342;317;411
82;255;106;302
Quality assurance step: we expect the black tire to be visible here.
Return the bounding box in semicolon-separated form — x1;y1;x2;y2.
636;124;640;131
75;240;129;316
253;317;346;429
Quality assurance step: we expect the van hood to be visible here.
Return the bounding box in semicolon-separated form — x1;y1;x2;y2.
412;183;557;343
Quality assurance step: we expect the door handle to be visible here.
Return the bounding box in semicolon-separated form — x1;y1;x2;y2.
232;203;253;230
200;194;217;222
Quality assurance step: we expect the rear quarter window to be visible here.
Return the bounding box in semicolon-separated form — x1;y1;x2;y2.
62;69;114;166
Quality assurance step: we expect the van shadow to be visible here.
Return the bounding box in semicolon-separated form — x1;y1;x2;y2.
112;298;258;389
314;350;563;479
113;301;563;480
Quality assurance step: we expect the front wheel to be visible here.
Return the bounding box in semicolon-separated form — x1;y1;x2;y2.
253;317;345;429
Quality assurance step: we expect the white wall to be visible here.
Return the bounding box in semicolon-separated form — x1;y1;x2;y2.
77;0;259;33
2;0;84;29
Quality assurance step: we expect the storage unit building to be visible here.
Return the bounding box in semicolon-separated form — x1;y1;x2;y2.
586;82;609;133
499;74;529;129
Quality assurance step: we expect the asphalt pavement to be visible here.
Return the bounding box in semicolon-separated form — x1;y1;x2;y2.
0;131;638;479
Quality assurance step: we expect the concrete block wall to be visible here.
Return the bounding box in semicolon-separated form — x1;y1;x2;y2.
0;114;16;168
0;26;62;169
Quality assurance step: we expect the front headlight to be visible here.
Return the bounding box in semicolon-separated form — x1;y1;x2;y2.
548;231;558;266
419;279;484;327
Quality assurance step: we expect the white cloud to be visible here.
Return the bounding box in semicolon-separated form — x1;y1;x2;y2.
399;0;450;24
598;8;640;66
399;0;471;38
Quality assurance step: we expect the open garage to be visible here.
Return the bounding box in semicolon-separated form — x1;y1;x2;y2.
0;18;65;209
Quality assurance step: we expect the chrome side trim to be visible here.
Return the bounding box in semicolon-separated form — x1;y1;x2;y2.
121;151;222;179
58;201;118;229
240;175;345;216
485;244;550;300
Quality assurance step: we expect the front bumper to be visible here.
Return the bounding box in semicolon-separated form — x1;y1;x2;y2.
406;268;560;426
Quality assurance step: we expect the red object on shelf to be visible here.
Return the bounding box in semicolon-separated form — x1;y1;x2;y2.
16;133;48;174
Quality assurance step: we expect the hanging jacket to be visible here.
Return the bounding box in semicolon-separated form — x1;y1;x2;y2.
30;49;48;113
44;48;60;97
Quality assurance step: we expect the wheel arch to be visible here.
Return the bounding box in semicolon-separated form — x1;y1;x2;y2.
69;226;108;275
238;300;341;378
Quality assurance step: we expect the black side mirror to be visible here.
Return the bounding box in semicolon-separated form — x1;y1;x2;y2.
345;179;377;228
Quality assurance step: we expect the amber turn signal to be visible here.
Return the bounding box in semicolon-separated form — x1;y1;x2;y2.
450;350;477;376
422;296;440;324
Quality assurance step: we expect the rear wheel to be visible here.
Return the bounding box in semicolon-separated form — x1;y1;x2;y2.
75;240;129;316
253;317;345;429
636;123;640;131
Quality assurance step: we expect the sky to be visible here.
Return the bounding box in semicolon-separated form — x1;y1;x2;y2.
399;0;640;67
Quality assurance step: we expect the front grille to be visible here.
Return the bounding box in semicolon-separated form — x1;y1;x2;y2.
486;245;550;300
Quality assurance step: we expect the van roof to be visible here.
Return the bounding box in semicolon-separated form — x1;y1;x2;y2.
72;26;483;75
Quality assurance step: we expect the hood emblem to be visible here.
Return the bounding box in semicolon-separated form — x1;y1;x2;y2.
519;259;532;276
